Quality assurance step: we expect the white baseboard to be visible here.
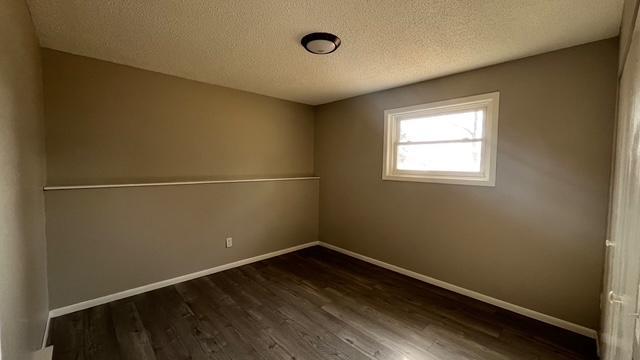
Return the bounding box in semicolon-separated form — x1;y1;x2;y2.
318;241;598;339
49;241;319;318
47;240;597;340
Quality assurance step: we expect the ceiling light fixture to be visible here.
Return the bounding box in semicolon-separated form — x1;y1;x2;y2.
301;32;341;55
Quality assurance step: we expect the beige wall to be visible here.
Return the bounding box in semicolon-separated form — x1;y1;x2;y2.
0;0;49;359
42;50;318;308
46;180;318;308
42;49;314;185
314;38;618;329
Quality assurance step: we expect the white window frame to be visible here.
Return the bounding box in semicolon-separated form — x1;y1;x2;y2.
382;92;499;186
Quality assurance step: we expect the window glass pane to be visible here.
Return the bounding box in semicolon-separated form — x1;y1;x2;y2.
397;141;482;172
398;109;484;142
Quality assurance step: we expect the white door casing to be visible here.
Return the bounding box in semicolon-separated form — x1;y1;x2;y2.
601;7;640;358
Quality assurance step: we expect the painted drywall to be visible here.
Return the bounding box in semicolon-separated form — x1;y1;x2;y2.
45;180;318;308
42;50;318;308
0;0;49;359
42;49;314;186
314;38;618;329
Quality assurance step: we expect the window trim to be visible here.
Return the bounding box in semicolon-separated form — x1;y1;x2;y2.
382;92;500;186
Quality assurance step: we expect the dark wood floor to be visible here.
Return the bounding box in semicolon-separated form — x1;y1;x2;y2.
50;246;598;359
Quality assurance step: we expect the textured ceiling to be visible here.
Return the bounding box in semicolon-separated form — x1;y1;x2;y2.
27;1;623;105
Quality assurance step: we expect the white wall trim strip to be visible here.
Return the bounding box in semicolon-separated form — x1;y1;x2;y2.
318;242;598;339
43;176;320;191
48;241;320;318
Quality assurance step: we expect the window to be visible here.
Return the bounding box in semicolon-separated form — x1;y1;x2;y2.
383;92;499;186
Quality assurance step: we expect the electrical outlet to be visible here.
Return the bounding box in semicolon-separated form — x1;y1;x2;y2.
225;237;233;248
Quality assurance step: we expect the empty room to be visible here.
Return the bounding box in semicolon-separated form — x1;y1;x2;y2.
3;0;640;359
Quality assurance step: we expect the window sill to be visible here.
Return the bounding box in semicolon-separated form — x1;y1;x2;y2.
382;173;495;187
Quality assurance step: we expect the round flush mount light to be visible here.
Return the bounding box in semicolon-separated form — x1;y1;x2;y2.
301;32;341;55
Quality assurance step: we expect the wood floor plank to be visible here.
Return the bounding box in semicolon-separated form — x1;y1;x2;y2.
242;264;405;360
83;305;121;360
188;277;297;360
51;311;85;360
299;257;515;358
51;246;598;360
173;279;269;360
227;267;375;360
208;271;332;360
262;261;539;360
153;286;232;360
109;300;157;360
132;292;194;360
293;248;595;359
